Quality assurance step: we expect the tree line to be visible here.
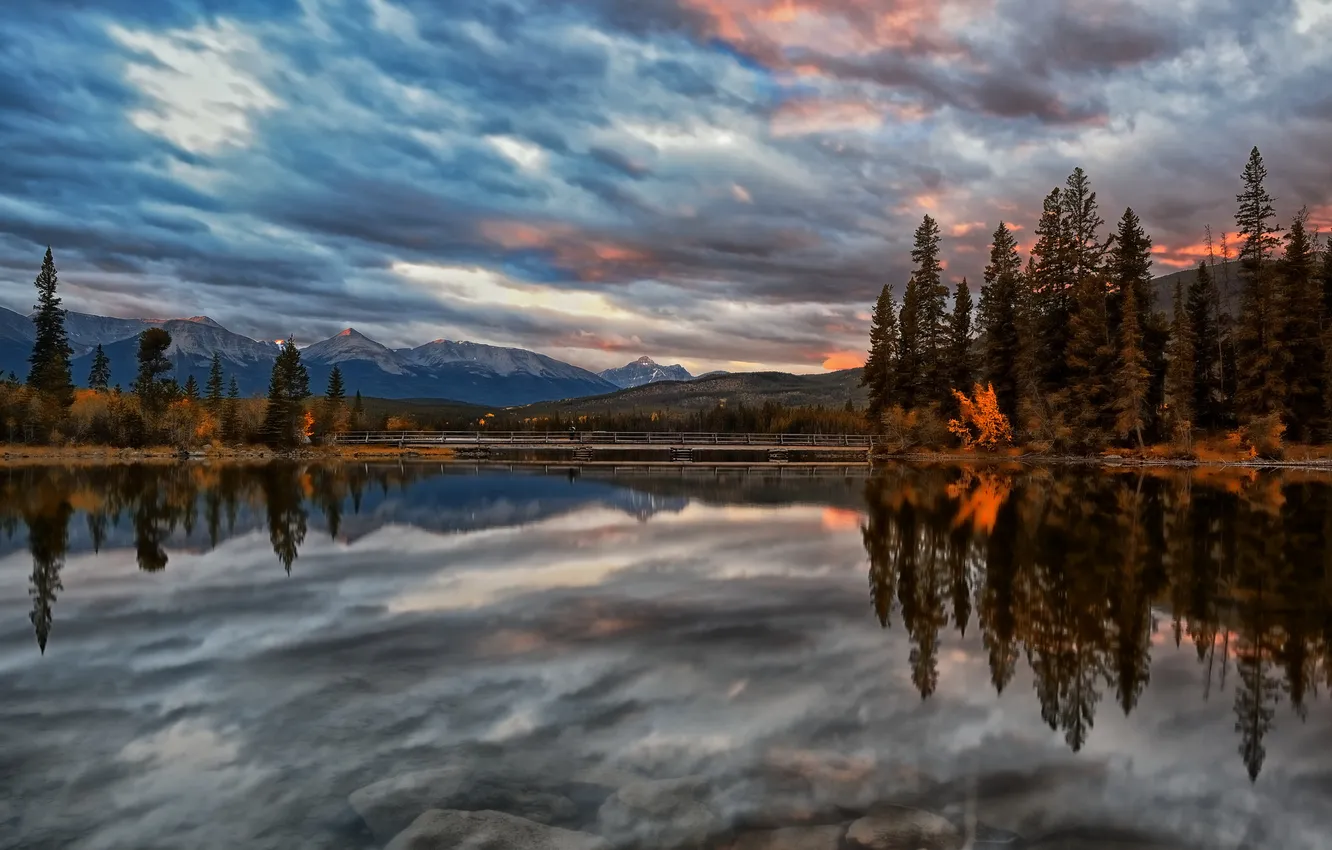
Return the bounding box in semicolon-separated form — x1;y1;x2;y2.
862;147;1332;455
10;247;366;448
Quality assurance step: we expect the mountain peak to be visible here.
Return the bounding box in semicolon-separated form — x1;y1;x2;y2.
635;355;656;365
337;327;363;338
179;316;222;328
599;356;693;389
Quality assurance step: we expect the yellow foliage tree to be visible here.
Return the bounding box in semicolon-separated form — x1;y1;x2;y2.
947;383;1013;451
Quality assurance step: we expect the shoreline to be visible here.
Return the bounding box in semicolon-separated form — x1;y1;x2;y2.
4;443;1332;471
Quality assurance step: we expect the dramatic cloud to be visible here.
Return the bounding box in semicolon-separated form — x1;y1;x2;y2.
0;0;1329;374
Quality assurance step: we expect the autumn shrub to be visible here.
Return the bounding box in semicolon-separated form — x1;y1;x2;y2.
880;403;949;452
385;415;418;432
947;383;1014;451
1239;413;1285;459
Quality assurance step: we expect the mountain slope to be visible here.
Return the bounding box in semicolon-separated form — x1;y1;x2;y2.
599;356;692;388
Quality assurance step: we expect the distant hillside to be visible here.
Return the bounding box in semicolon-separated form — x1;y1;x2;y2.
519;369;867;415
1151;259;1242;314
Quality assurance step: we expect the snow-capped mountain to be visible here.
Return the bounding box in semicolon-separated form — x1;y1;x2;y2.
0;306;620;405
303;328;408;375
599;356;693;388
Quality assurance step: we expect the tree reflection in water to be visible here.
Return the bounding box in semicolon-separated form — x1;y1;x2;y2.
861;463;1332;781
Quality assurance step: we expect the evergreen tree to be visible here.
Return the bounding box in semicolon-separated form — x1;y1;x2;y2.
222;377;241;442
183;374;200;402
860;284;900;423
1108;208;1153;337
1233;146;1285;422
88;344;111;392
325;365;345;404
946;279;974;396
205;353;225;410
1187;262;1223;429
1114;283;1149;448
351;390;365;429
1165;278;1196;434
1063;168;1107;289
133;328;175;417
1278;209;1324;441
1064;276;1114;442
980;222;1024;423
26;247;74;408
1029;188;1074;395
910;215;950;406
896;275;922;409
260;338;310;447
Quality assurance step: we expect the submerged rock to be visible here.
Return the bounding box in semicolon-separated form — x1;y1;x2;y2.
597;776;723;849
729;824;846;850
384;809;610;850
845;805;964;850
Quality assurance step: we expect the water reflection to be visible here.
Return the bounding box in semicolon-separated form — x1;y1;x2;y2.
860;464;1332;781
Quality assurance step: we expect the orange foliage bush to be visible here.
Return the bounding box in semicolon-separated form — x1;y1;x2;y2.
948;383;1014;451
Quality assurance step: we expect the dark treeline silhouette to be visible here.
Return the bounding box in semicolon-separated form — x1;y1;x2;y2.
0;462;446;653
863;148;1332;456
861;463;1332;781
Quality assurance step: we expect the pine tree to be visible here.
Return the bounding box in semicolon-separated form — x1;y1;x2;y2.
1187;262;1222;429
325;365;345;404
205;353;225;410
1064;276;1114;442
1233;146;1285;422
260;338;310;447
980;222;1024;423
133;328;175;416
222;377;241;442
183;374;200;402
896;275;921;409
911;215;950;406
1278;209;1324;441
88;344;111;392
1108;208;1153;337
1165;278;1196;434
946;279;974;396
1063;168;1107;289
1029;188;1073;395
860;284;900;423
26;247;74;408
1114;282;1149;448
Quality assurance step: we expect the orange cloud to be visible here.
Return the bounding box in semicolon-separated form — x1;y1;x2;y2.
949;221;987;237
1154;241;1213;270
823;350;865;370
479;219;651;282
771;98;891;136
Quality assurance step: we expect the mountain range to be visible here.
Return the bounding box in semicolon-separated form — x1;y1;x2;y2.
0;307;705;406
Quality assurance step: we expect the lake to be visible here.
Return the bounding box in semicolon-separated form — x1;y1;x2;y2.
2;461;1331;850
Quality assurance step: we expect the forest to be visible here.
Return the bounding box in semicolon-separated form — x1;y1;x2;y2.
862;147;1332;458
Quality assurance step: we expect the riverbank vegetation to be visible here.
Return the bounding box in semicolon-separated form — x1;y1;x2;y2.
861;147;1332;461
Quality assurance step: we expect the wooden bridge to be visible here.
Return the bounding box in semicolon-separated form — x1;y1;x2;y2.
333;431;875;464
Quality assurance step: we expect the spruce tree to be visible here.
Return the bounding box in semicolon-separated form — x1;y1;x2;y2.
980;222;1024;423
325;365;346;404
88;344;111;392
222;377;241;442
896;275;922;409
1278;209;1323;441
133;328;175;416
860;284;900;423
1064;276;1114;443
1063;168;1107;289
183;374;200;402
1029;188;1073;395
26;247;74;408
205;353;225;410
1186;262;1221;429
260;339;310;447
1108;208;1153;336
910;215;949;405
1113;282;1149;448
946;279;974;395
1165;278;1195;435
1233;146;1285;422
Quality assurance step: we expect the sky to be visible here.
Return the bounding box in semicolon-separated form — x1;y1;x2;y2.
1;0;1331;376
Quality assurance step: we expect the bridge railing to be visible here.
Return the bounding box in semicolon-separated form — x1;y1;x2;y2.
333;430;875;447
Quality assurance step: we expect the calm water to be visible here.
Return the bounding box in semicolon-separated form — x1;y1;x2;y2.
2;462;1332;849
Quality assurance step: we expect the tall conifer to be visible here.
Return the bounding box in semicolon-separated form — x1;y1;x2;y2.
27;247;74;408
1064;276;1114;442
910;215;949;405
1233;146;1285;421
133;328;175;417
1165;278;1195;433
946;279;974;395
205;353;225;410
1030;188;1073;395
1112;282;1148;448
861;284;900;423
88;344;111;392
1187;262;1222;429
980;222;1024;423
1278;209;1324;440
896;275;921;409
